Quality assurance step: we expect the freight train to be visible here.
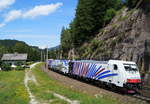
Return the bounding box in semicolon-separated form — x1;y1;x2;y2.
47;59;142;93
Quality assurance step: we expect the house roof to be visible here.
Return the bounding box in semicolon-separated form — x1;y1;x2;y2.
1;53;28;61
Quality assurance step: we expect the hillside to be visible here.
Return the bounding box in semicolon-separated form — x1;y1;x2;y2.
59;1;150;86
0;39;41;61
49;45;60;51
0;39;27;48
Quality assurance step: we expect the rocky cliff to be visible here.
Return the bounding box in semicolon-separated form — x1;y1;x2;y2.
68;3;150;86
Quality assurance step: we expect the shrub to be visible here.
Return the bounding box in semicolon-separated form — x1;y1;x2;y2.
112;24;120;29
118;15;129;21
26;61;34;65
104;8;116;25
91;39;99;50
15;66;25;70
1;63;11;71
16;62;24;66
0;61;2;66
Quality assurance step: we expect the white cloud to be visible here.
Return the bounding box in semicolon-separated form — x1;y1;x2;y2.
23;3;63;19
0;2;63;27
4;10;22;22
0;0;15;10
0;23;5;27
39;45;47;49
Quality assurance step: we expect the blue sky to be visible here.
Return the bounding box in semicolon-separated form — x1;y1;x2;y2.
0;0;78;48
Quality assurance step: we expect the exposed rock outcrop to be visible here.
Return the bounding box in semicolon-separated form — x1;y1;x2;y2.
68;3;150;86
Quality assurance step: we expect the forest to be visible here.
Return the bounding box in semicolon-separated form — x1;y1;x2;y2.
0;39;41;61
48;0;138;59
0;0;139;61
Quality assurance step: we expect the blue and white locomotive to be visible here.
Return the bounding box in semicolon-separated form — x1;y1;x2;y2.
47;59;142;93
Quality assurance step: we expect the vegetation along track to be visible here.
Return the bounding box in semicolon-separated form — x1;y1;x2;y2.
41;65;149;104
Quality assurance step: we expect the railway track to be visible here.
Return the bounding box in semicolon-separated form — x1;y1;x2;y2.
44;65;150;102
133;94;150;103
132;86;150;103
143;86;150;91
43;66;150;104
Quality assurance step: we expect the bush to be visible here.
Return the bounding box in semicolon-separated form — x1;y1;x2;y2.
104;8;116;25
0;61;2;66
26;61;34;65
91;39;99;50
1;63;11;71
16;62;24;66
15;66;25;70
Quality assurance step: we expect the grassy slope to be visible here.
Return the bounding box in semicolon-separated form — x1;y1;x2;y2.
30;63;119;104
0;70;29;104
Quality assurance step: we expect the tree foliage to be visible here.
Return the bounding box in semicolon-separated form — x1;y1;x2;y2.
71;0;122;46
60;27;73;58
48;49;60;59
0;40;41;61
60;0;122;58
126;0;139;8
14;42;28;53
1;63;11;71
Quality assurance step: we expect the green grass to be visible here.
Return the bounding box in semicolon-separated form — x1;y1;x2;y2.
29;63;119;104
0;70;29;104
0;63;119;104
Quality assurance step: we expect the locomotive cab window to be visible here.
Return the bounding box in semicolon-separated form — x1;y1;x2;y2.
113;64;118;70
123;64;138;71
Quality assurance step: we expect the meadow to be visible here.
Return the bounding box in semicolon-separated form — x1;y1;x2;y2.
0;63;118;104
0;70;29;104
29;63;118;104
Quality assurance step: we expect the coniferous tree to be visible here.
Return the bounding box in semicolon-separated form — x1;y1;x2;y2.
60;27;73;58
126;0;139;8
60;0;122;58
71;0;121;47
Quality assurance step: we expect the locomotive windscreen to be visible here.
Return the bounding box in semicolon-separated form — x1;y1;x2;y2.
123;64;138;71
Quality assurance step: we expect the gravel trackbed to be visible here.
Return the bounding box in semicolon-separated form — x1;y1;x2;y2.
41;65;147;104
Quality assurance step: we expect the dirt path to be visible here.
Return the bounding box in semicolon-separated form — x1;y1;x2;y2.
24;63;80;104
53;93;80;104
41;66;148;104
24;63;40;104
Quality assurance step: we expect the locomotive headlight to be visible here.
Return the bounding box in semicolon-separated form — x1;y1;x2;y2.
127;79;141;83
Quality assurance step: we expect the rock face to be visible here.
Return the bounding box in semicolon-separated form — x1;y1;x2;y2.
111;6;150;85
111;4;150;85
68;4;150;86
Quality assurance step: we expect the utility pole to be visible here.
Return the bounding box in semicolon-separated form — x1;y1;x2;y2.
41;50;43;62
46;46;48;61
43;54;45;62
46;46;49;69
